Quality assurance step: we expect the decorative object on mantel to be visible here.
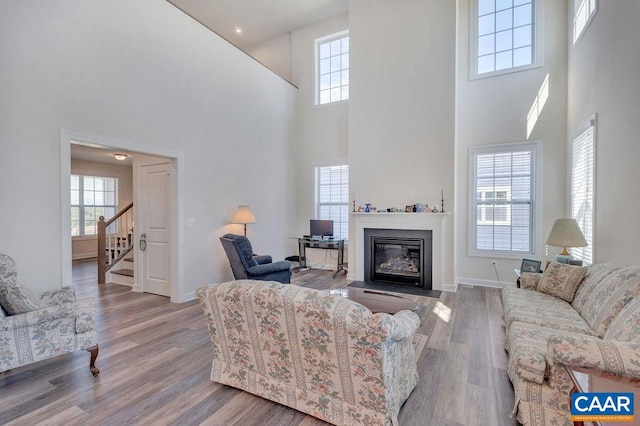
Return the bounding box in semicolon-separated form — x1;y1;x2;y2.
441;189;445;213
546;218;587;263
365;203;371;212
352;200;356;212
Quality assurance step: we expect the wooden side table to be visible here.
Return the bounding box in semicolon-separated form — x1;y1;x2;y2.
567;367;639;426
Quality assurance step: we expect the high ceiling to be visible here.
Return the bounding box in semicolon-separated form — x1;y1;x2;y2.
168;0;348;49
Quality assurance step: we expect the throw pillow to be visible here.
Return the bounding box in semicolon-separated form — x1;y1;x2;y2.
537;261;587;302
0;283;44;315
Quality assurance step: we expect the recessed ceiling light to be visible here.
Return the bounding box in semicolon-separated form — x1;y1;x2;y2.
235;27;242;34
113;154;127;161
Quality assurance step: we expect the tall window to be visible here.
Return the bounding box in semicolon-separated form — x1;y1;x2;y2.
316;165;349;239
71;174;118;237
316;31;349;105
470;142;539;255
571;118;595;264
573;0;597;43
474;0;536;76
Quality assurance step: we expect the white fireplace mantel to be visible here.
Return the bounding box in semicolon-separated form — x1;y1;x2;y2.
351;212;448;291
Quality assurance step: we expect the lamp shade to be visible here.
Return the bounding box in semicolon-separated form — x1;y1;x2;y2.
231;205;256;225
546;218;587;252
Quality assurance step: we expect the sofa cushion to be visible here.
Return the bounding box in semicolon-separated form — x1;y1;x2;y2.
502;287;597;345
576;266;640;337
536;262;587;303
572;263;624;314
0;283;44;315
0;254;18;286
604;296;640;343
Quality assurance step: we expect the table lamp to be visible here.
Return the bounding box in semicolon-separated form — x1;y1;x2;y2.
546;218;587;263
231;205;256;236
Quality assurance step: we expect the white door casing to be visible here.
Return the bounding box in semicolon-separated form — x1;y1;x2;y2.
139;162;172;297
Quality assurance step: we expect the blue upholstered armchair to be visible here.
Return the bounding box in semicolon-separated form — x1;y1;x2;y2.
219;234;292;284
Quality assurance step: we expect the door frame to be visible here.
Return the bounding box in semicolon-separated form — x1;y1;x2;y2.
60;129;185;302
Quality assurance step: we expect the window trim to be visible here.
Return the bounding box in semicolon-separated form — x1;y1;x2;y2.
314;29;349;106
569;114;596;265
468;141;542;259
314;164;349;240
573;0;597;44
71;173;119;238
469;0;544;80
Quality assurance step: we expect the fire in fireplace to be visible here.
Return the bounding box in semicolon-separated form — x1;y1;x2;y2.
364;228;433;290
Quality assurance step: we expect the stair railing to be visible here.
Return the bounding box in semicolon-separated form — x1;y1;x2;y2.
98;202;134;284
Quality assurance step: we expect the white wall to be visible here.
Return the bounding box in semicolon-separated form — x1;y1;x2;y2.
70;159;134;259
348;0;456;289
567;1;640;265
245;33;293;83
0;0;296;297
291;13;350;265
455;0;569;287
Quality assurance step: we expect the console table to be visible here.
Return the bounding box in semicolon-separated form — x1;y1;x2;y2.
297;237;346;278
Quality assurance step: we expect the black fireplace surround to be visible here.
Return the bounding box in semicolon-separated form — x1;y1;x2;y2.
363;228;433;290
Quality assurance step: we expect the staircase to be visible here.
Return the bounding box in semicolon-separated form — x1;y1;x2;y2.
98;202;134;285
110;255;135;286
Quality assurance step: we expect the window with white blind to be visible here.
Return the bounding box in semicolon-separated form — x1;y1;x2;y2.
315;165;349;240
316;31;349;105
571;117;595;264
470;142;539;255
472;0;539;77
71;174;118;237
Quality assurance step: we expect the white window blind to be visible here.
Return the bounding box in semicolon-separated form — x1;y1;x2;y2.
471;144;537;254
316;31;349;105
571;122;595;264
316;165;349;239
71;174;118;237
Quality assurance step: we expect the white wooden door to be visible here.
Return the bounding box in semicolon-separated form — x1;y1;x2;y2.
139;163;171;297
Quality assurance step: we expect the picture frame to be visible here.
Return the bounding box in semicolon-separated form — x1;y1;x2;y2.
405;205;413;212
520;259;541;273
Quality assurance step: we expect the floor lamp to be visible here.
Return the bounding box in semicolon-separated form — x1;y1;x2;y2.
232;205;256;236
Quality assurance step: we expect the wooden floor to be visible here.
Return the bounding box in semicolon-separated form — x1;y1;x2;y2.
0;260;517;425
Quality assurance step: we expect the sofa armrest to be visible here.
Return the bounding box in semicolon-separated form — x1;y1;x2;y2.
247;261;291;276
547;334;640;385
386;310;420;341
74;297;97;333
2;302;75;330
39;286;76;306
519;272;542;290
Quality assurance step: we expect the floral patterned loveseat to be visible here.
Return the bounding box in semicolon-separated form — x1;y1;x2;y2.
0;254;99;375
502;262;640;425
196;280;420;425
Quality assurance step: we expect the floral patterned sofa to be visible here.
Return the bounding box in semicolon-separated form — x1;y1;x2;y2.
502;262;640;425
0;254;99;375
196;280;420;425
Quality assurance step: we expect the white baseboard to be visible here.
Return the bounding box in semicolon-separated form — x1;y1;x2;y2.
184;291;196;301
456;276;505;289
441;282;458;292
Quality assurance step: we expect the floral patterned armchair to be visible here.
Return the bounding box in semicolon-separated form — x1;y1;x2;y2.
0;254;99;375
196;280;420;425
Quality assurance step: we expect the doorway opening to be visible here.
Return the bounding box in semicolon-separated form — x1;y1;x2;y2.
61;131;183;302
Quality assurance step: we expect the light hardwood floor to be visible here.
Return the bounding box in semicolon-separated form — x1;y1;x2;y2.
0;260;517;425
